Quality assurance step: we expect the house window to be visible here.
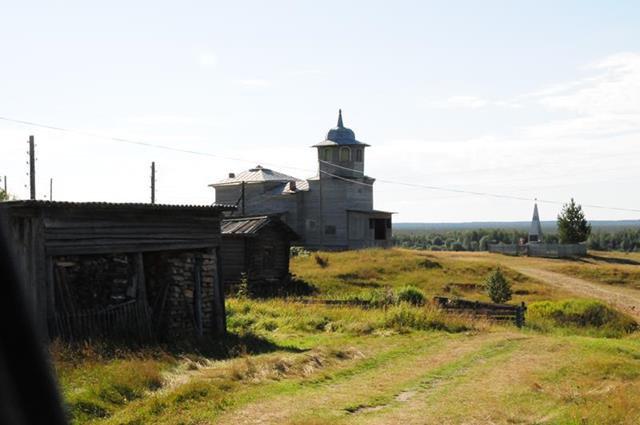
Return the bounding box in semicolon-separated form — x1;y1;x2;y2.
325;225;336;235
355;149;363;162
339;147;351;161
306;219;317;230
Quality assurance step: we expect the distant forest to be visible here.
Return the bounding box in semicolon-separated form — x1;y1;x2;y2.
393;221;640;252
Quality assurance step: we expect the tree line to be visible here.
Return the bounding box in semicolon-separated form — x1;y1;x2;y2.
393;228;640;252
394;199;639;252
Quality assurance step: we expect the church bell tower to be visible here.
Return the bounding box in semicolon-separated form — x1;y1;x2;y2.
312;110;370;180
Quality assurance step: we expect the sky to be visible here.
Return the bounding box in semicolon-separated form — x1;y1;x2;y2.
1;0;639;223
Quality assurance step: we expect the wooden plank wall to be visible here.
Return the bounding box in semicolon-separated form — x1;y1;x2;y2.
1;204;226;340
221;237;246;286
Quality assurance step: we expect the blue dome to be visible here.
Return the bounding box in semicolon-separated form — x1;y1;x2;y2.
313;110;369;147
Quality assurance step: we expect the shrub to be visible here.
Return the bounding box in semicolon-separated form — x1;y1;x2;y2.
396;285;426;306
314;254;329;268
418;258;441;269
236;273;250;298
290;246;311;258
484;268;512;304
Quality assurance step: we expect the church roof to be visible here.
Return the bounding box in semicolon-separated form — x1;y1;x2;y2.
210;165;302;187
312;110;369;147
529;203;543;237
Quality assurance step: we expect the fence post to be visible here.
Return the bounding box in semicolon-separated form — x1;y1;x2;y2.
516;302;526;328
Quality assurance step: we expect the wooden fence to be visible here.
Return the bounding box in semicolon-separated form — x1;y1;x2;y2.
50;300;154;341
433;296;526;327
488;243;586;258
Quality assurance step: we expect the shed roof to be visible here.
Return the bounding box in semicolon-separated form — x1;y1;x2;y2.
0;200;236;212
221;215;298;239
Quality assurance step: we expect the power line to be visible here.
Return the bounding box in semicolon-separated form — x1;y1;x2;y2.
2;115;639;213
0;116;313;175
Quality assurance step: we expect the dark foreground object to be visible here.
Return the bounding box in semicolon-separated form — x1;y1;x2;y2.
0;220;67;424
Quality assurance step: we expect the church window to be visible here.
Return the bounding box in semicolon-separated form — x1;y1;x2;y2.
355;149;363;162
339;147;351;161
322;148;331;161
325;225;336;235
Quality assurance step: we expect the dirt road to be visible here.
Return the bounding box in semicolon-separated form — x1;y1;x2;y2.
511;266;640;320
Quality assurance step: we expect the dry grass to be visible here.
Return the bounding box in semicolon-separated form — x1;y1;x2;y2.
290;248;568;304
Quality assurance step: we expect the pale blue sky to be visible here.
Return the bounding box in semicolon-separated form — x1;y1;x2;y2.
1;1;639;222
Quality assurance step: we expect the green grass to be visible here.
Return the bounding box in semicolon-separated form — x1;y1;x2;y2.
527;299;638;338
51;248;640;424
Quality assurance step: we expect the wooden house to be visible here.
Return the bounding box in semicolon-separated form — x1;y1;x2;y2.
211;110;394;250
0;200;235;341
220;215;298;293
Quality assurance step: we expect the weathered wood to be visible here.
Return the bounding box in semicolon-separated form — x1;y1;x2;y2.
135;252;147;304
194;257;203;337
0;200;231;341
213;247;226;335
434;296;526;328
45;241;220;256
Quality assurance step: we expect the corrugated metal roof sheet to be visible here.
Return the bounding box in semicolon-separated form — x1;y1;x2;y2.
221;216;271;235
0;200;236;211
221;215;299;239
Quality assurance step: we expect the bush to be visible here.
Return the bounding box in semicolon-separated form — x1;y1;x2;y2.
396;285;426;306
290;246;310;258
314;254;329;268
527;299;637;338
484;268;512;304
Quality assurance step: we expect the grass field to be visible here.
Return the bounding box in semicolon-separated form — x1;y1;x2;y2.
53;249;640;424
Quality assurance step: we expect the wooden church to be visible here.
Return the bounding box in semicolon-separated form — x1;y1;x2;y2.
210;110;393;250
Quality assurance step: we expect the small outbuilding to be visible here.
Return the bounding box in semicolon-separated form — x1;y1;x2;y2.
0;200;235;341
221;215;298;294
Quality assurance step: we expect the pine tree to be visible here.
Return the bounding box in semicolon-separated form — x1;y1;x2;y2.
557;198;591;243
485;268;512;304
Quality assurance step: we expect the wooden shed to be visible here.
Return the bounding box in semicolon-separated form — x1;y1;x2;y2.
0;200;235;341
220;215;298;293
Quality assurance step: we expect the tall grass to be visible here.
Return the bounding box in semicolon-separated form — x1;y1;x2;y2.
527;299;638;338
227;298;486;336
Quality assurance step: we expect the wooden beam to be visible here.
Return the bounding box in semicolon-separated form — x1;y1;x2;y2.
194;256;203;338
135;253;147;304
213;247;227;335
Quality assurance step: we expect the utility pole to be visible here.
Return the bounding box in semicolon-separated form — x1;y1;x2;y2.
28;135;36;200
3;176;6;194
150;161;156;204
241;181;246;216
49;178;53;201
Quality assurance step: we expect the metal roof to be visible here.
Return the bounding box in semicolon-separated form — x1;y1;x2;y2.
347;209;396;215
221;215;298;239
312;110;369;148
0;200;236;212
211;165;302;187
264;180;310;195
